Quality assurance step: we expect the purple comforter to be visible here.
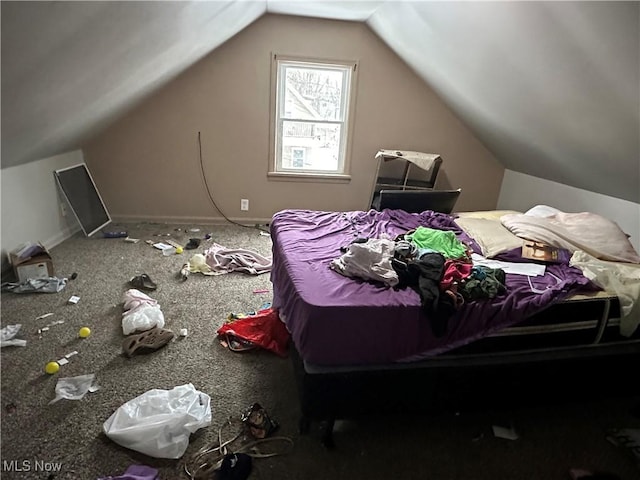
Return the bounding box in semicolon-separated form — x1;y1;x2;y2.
270;209;592;366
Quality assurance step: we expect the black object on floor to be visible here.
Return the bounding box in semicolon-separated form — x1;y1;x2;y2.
129;273;157;291
214;453;252;480
103;231;128;238
186;238;201;250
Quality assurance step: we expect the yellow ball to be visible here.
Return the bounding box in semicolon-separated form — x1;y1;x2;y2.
45;361;60;375
175;246;184;254
78;327;91;338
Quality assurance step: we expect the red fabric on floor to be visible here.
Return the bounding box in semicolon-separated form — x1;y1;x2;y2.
217;308;290;357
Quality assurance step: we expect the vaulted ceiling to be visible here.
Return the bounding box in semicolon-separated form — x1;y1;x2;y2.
2;1;638;202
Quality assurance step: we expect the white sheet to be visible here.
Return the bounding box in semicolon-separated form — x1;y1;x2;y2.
570;251;640;336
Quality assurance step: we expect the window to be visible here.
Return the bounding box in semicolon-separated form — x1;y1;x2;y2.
269;55;358;179
291;148;306;168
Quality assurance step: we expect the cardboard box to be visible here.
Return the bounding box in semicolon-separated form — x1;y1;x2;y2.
9;242;55;282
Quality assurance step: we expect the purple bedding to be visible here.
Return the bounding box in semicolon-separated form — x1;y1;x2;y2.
270;209;593;366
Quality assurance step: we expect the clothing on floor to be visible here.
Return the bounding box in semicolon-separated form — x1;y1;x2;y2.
97;464;159;480
205;243;272;275
3;276;67;293
217;307;290;357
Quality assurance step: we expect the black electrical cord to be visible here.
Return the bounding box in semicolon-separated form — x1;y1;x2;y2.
197;132;269;233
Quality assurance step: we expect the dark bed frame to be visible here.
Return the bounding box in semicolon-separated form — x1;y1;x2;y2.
289;293;640;447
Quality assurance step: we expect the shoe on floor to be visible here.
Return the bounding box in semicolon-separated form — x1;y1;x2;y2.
123;327;175;357
129;273;157;291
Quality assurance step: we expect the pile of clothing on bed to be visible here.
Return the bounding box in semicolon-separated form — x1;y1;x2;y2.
328;203;640;339
330;226;507;337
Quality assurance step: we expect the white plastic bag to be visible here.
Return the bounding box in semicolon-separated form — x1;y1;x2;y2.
121;289;165;335
1;324;27;347
49;374;97;404
102;383;211;459
122;304;165;335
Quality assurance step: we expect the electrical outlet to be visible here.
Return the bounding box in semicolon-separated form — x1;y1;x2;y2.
240;199;249;211
60;203;67;217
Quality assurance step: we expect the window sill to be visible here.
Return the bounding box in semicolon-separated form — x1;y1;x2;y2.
267;171;351;183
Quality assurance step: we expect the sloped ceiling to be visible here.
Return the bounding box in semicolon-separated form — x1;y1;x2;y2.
2;1;638;202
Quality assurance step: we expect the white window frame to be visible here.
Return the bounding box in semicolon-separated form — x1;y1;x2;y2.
268;54;358;182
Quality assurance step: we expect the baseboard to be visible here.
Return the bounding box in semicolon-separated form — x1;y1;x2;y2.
110;214;273;226
43;224;83;250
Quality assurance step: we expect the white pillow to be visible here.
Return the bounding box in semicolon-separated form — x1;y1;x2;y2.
524;205;563;218
455;217;523;258
501;212;640;264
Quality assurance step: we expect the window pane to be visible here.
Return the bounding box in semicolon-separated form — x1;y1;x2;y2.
272;56;356;176
281;121;342;171
283;66;344;121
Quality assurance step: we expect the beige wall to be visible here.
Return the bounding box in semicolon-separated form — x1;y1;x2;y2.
83;14;504;223
1;150;83;268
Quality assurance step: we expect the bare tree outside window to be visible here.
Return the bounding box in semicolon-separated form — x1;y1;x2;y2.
286;68;343;121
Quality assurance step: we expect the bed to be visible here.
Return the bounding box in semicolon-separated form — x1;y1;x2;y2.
269;208;640;446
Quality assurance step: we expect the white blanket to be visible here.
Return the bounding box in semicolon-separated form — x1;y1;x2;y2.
501;211;640;264
570;251;640;336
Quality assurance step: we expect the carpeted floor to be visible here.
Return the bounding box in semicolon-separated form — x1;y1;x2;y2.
1;221;639;480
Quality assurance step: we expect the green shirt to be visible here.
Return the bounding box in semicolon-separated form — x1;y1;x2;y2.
407;226;467;259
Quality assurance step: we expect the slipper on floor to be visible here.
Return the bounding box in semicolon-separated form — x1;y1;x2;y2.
123;327;175;357
129;273;157;291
